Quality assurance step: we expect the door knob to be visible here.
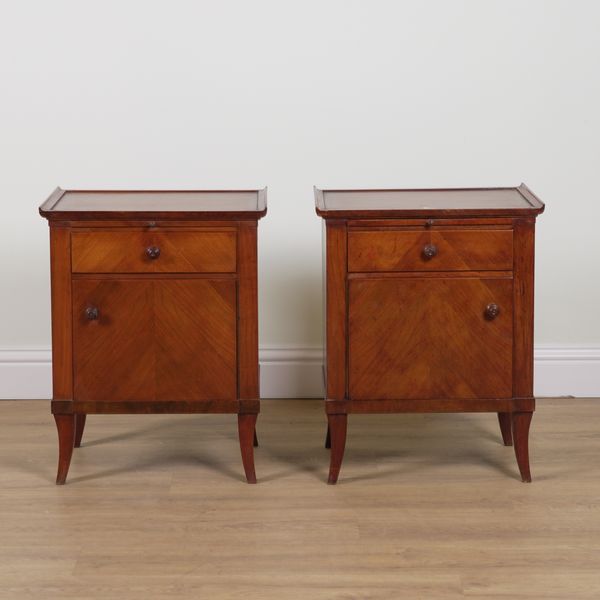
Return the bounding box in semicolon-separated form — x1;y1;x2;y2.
422;244;438;259
146;246;161;259
85;307;99;320
485;303;500;320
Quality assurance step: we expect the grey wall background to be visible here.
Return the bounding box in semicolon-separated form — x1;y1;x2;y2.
1;0;599;361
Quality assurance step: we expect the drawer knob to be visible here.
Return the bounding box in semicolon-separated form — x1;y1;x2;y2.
85;306;99;320
422;244;438;259
146;246;161;259
485;303;500;320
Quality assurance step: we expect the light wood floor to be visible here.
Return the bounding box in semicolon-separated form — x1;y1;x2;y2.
1;399;599;599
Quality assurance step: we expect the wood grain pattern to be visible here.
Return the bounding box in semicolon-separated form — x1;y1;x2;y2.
348;229;513;272
41;189;265;484
497;412;513;446
324;221;347;406
71;230;236;273
53;414;75;485
40;188;267;221
74;414;86;448
237;222;259;404
348;277;513;400
512;411;533;482
2;398;597;599
49;226;73;401
327;413;347;484
72;279;237;402
238;413;258;483
316;185;545;218
317;186;543;483
513;218;536;397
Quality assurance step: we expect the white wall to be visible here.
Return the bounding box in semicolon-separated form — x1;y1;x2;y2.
1;0;599;396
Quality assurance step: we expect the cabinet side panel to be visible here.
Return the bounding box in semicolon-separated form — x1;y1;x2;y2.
513;218;535;398
325;221;348;400
237;222;259;402
49;226;73;399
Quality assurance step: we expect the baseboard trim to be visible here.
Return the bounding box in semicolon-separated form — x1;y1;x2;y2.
0;345;598;400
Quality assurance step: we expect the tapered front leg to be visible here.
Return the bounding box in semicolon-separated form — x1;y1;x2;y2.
238;414;258;484
327;414;347;484
325;423;331;449
512;411;533;482
497;412;513;446
54;414;75;485
74;414;87;448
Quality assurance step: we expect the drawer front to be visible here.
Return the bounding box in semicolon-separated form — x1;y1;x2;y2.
72;278;237;401
71;230;237;273
348;276;513;400
348;229;513;272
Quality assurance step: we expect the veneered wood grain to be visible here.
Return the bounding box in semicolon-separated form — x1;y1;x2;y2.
69;400;244;414
42;189;265;484
49;226;73;401
71;230;236;273
324;221;347;405
40;188;268;221
72;279;237;402
348;229;513;272
346;398;515;413
348;217;513;228
315;186;545;218
237;222;259;405
513;218;535;398
318;186;542;483
348;277;513;400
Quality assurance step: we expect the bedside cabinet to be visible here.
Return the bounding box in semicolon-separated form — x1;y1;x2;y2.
40;188;267;484
315;185;544;484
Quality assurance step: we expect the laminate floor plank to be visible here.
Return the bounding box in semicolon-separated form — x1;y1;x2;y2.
0;398;598;599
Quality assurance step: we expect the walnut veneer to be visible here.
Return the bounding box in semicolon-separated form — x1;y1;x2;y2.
316;185;545;484
40;188;267;484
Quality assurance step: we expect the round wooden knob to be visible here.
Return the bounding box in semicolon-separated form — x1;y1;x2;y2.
485;303;500;320
85;307;99;320
146;246;161;259
423;244;438;259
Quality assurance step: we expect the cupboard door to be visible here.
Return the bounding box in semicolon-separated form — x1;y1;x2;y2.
72;279;237;402
348;277;513;400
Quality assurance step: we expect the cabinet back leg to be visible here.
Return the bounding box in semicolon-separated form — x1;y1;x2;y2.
74;414;86;448
327;414;347;484
253;428;259;448
238;414;258;484
54;414;75;485
325;423;331;449
512;411;533;482
497;412;513;446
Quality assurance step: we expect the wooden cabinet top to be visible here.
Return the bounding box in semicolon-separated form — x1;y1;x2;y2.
40;188;267;221
315;184;544;219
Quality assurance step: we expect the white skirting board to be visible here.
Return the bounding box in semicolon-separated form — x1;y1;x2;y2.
0;345;598;400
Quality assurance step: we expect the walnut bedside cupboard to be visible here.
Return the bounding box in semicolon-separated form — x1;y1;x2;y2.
40;188;267;484
315;185;544;484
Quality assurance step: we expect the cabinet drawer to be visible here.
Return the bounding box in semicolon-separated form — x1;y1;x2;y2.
347;229;513;272
71;230;237;273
